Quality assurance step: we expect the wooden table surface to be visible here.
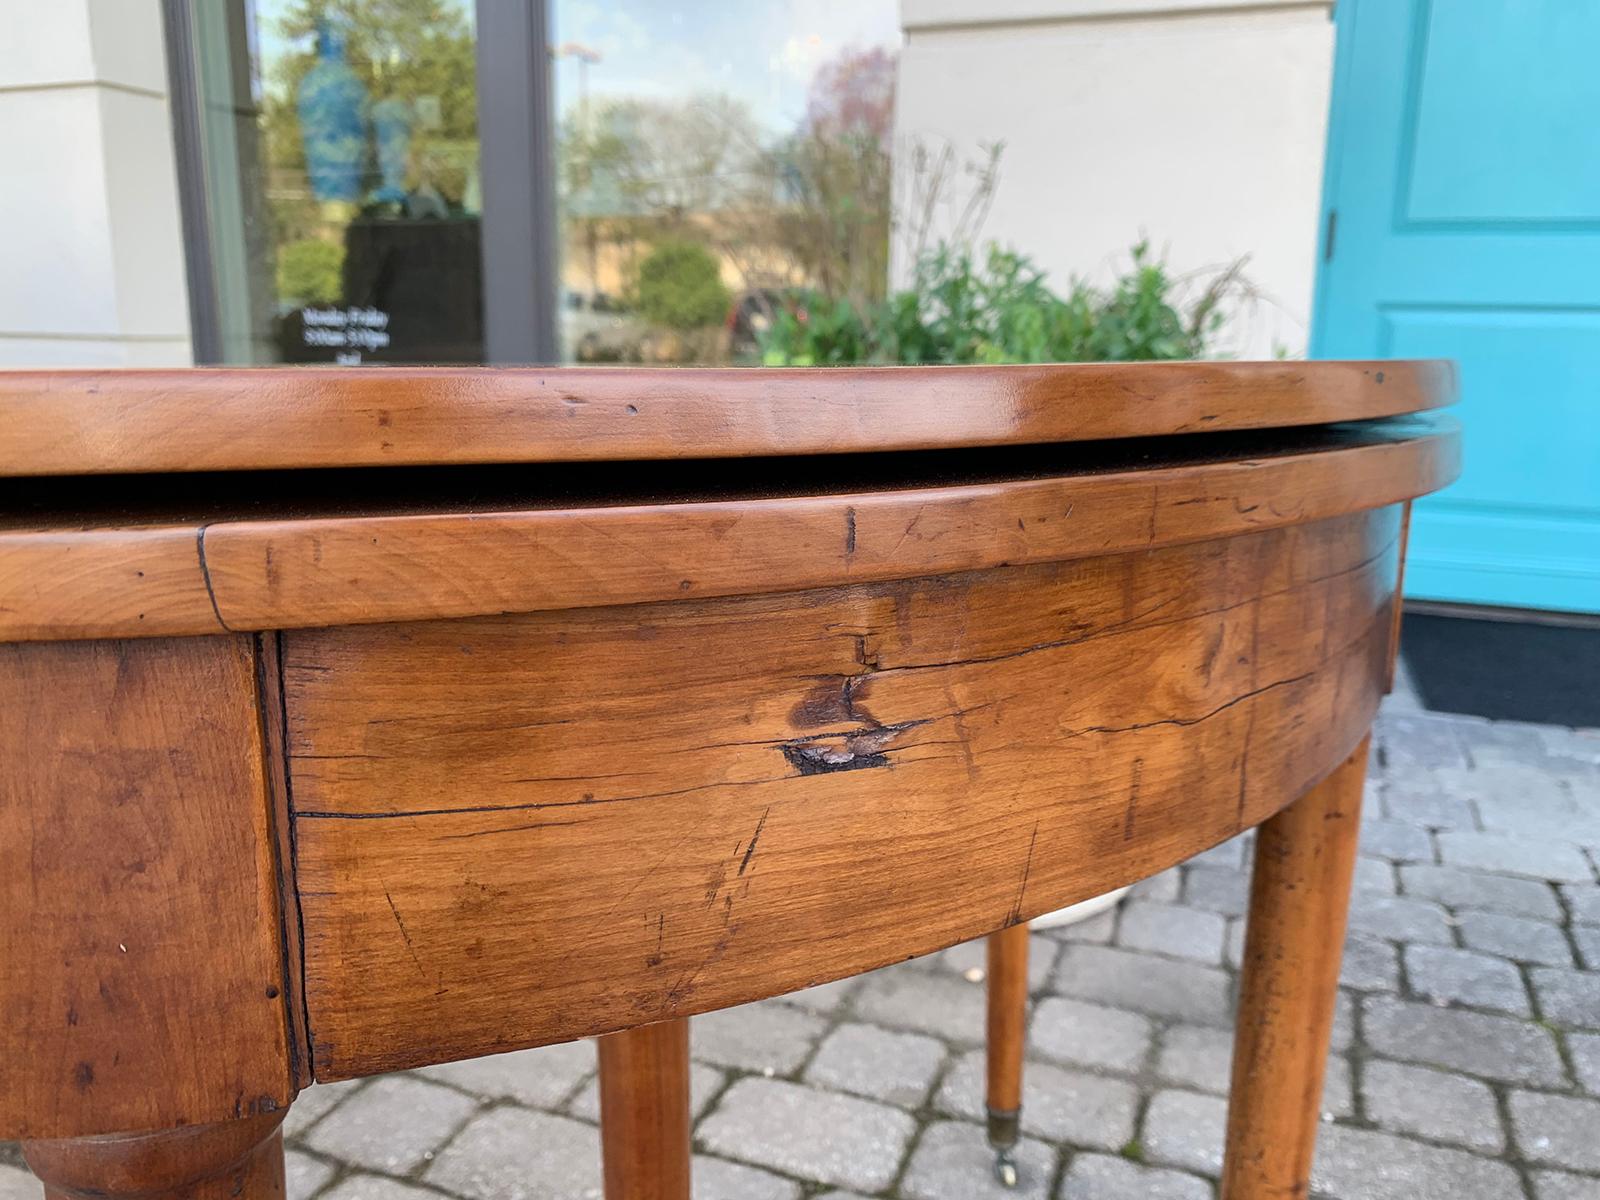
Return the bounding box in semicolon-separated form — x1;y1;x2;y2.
0;363;1457;1199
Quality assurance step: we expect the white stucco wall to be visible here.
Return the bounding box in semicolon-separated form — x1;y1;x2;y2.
894;0;1336;358
0;0;192;366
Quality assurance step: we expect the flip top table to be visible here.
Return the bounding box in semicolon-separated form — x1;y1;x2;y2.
0;362;1457;1199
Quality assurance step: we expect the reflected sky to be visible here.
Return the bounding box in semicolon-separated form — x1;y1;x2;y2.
551;0;901;132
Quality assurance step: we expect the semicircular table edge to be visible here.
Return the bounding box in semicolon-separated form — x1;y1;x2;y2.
0;361;1458;1200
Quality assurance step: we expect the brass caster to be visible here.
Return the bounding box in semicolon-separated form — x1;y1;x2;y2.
993;1149;1019;1188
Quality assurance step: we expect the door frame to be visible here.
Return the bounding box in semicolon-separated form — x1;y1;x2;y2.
1308;0;1361;359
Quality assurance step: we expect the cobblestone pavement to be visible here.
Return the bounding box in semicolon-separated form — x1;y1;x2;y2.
4;679;1599;1200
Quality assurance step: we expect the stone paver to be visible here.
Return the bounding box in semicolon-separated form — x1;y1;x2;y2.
417;1040;594;1108
1346;892;1454;945
286;1149;336;1199
776;976;860;1014
9;697;1594;1200
854;964;988;1043
1378;713;1469;770
1354;855;1398;894
939;934;1058;990
698;1079;915;1193
1383;778;1479;831
1533;1171;1600;1200
1532;966;1600;1029
1130;867;1183;903
1115;901;1226;964
1564;884;1600;925
1510;1091;1600;1171
1182;867;1249;917
1360;817;1436;862
693;1001;828;1073
1059;1153;1212;1200
284;1078;367;1138
1360;1060;1505;1153
1340;934;1401;992
693;1155;801;1200
936;1051;1137;1151
0;1166;37;1200
425;1108;599;1200
1045;906;1117;945
1437;831;1595;883
804;1023;946;1108
1401;863;1563;919
304;1075;478;1175
900;1122;1056;1200
1458;910;1574;967
1190;836;1249;871
1141;1089;1226;1176
1051;945;1230;1026
1571;924;1600;969
320;1177;440;1200
1403;944;1531;1015
1310;1123;1523;1199
1029;996;1152;1073
1363;994;1567;1085
1565;1031;1600;1094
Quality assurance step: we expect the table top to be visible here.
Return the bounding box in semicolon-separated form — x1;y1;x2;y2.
0;360;1460;1141
0;360;1452;476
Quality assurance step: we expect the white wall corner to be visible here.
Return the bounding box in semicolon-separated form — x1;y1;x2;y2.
893;0;1337;358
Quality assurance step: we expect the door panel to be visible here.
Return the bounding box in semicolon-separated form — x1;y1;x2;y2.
1315;0;1600;612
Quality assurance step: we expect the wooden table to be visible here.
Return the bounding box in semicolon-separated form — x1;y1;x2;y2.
0;362;1457;1199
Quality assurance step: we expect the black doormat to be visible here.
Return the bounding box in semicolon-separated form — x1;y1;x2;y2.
1401;612;1600;728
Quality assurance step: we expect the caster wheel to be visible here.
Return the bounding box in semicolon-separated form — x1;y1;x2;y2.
993;1151;1019;1188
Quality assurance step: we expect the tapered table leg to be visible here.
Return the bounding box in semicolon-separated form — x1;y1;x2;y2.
23;1110;287;1200
986;922;1030;1187
599;1018;691;1200
1221;737;1369;1199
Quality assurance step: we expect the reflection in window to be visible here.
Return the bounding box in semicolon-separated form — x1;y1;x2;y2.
551;2;903;364
193;0;483;364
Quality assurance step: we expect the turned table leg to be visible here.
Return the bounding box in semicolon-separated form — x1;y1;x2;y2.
598;1018;691;1200
1221;737;1369;1200
22;1110;287;1200
985;922;1030;1188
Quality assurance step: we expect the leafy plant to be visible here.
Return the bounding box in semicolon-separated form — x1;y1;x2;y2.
759;292;873;366
276;237;345;304
757;241;1248;366
635;239;731;331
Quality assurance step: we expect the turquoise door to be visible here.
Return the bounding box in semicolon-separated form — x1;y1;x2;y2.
1313;0;1600;613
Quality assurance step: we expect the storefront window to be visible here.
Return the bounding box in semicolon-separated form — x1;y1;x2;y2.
180;1;901;367
188;1;484;364
549;2;902;364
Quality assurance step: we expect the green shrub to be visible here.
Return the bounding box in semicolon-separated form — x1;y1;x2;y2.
276;238;345;305
636;240;731;331
758;240;1245;365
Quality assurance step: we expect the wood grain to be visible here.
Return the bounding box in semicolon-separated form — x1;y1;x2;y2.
985;925;1029;1132
0;361;1453;476
1222;739;1369;1199
287;510;1398;1078
24;1111;287;1200
0;421;1458;643
0;637;295;1139
0;525;221;641
598;1021;691;1200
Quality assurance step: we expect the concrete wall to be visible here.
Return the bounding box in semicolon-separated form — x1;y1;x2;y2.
894;0;1336;358
0;0;192;366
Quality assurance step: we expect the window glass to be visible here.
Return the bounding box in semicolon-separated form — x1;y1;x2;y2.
549;2;903;364
190;1;483;364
